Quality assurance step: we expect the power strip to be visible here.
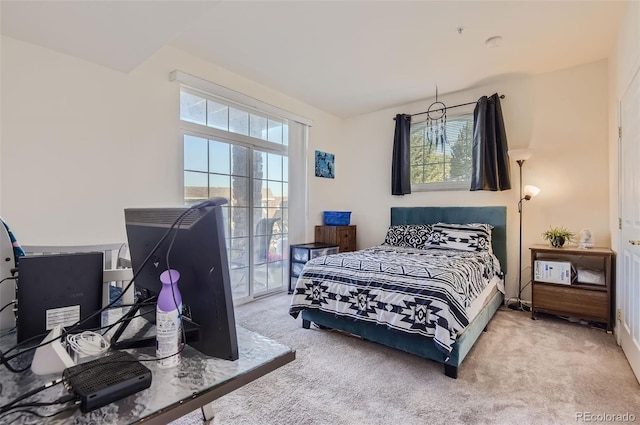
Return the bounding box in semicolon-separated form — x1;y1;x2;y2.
62;351;152;413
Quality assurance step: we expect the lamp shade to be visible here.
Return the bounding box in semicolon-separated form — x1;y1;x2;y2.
523;185;540;200
508;148;533;162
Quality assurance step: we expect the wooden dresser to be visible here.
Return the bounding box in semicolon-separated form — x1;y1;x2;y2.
314;225;357;252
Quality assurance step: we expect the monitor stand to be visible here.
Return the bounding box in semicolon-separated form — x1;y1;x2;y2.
110;295;200;350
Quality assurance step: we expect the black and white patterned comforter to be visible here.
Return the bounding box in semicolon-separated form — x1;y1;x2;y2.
289;245;503;356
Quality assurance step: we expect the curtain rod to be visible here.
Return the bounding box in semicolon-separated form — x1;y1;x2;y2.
393;94;505;120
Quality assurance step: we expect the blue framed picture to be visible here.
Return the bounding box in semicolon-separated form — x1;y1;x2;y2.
315;150;335;179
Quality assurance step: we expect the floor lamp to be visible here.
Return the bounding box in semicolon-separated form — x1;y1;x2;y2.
507;149;540;311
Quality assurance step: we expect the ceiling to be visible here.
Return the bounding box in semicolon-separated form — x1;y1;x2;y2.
0;1;625;118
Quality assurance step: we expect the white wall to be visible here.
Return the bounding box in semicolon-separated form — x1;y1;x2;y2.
338;61;611;301
0;36;343;245
0;35;613;303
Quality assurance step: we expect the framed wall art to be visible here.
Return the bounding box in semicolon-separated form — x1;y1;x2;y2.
315;150;335;179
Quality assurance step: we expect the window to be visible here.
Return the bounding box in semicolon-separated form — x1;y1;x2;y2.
181;88;289;302
180;90;287;146
410;112;473;191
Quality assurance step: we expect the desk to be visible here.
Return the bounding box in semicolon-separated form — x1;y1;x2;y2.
0;325;295;424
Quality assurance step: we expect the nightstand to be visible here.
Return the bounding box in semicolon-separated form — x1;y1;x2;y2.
314;225;357;252
289;243;339;294
530;245;614;331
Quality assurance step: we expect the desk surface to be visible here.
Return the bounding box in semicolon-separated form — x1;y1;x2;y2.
0;324;295;424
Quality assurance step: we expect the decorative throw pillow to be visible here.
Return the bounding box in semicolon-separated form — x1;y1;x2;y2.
429;223;493;252
403;224;433;249
383;225;408;247
383;224;433;249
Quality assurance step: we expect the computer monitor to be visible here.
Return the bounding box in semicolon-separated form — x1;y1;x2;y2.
116;199;238;361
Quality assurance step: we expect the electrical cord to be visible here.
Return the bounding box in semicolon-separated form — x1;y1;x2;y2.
66;205;196;333
0;302;157;373
0;327;16;339
0;276;17;285
520;278;532;293
4;393;78;411
0;397;80;421
0;300;16;314
74;205;204;339
98;298;158;336
66;331;110;358
0;378;63;414
162;209;190;363
0;203;204;372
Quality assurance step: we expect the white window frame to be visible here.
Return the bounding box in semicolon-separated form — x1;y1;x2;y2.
173;71;311;304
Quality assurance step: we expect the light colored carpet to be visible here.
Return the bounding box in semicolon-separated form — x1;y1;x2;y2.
171;293;639;425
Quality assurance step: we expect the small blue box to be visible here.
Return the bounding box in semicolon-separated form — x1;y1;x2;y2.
323;211;351;226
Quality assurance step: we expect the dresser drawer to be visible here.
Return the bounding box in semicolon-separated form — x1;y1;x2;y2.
291;247;310;262
533;284;608;319
310;246;339;260
291;261;305;277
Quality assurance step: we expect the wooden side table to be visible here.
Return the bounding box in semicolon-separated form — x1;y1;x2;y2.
314;225;357;252
530;244;614;331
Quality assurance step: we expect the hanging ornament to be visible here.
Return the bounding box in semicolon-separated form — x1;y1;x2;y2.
426;86;447;151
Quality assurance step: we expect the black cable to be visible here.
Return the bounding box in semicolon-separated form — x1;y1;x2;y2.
67;206;196;332
163;209;191;363
0;299;154;372
0;327;16;339
98;298;157;335
93;207;202;350
0;205;200;372
0;300;15;314
5;393;78;411
0;276;17;285
0;378;63;414
520;278;532;293
0;400;80;421
0;327;69;373
0;350;32;373
62;301;157;337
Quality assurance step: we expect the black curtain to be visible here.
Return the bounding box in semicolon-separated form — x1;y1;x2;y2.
470;93;511;191
391;114;412;195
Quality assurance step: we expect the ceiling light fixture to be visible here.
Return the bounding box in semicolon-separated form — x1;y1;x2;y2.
485;36;503;48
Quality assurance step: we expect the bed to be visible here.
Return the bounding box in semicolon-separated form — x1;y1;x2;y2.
289;206;507;378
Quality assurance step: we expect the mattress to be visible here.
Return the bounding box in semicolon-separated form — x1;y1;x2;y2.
465;275;502;324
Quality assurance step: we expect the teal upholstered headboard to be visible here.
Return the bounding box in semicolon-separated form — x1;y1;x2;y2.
390;206;507;274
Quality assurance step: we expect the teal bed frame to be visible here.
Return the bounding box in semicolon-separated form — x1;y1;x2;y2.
301;206;507;378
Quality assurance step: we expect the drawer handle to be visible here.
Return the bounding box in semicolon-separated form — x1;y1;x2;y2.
630;240;640;245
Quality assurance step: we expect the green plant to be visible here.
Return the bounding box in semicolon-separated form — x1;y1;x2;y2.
542;226;575;248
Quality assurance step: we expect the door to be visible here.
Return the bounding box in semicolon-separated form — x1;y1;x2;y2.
184;135;289;303
619;64;640;383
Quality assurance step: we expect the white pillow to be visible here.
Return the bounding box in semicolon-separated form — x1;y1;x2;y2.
429;223;493;252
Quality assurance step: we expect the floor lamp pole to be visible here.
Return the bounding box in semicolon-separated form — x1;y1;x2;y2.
510;159;526;311
517;170;523;309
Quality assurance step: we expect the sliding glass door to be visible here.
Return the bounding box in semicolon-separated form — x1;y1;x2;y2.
184;134;288;302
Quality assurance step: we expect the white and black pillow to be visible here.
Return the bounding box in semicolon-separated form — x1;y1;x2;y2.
404;225;433;249
383;225;408;247
429;223;493;252
383;225;433;249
